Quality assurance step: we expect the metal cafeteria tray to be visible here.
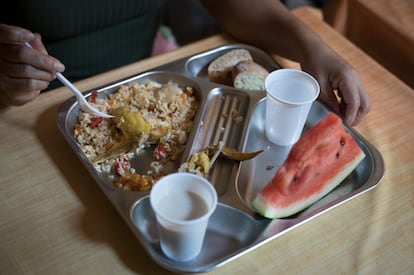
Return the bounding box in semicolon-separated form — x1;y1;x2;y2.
57;44;384;273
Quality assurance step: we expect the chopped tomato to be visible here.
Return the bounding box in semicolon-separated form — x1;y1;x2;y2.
154;143;168;160
90;117;104;128
114;156;130;176
89;91;98;103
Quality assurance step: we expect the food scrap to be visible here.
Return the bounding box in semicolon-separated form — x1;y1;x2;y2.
179;142;263;176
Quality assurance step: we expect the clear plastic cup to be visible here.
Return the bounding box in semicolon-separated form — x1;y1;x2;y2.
265;69;320;146
150;172;217;262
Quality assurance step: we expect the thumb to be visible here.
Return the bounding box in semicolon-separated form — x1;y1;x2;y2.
30;33;48;55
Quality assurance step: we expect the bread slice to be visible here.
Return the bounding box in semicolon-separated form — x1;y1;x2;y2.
208;49;253;85
232;60;269;91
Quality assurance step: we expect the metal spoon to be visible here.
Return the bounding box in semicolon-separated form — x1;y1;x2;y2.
25;42;113;118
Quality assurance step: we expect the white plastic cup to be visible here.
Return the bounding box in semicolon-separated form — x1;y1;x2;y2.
150;172;217;262
265;69;320;146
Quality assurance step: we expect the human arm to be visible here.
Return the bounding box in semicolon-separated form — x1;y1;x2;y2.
0;24;65;107
202;0;370;126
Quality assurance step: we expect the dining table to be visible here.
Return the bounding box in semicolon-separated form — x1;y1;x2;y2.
1;6;413;275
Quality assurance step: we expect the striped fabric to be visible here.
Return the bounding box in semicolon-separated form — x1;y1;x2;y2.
2;0;166;86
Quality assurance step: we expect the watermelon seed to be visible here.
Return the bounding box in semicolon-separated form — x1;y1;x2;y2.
340;139;346;146
336;152;340;159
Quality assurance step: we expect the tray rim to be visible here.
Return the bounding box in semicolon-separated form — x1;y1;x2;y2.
56;43;385;273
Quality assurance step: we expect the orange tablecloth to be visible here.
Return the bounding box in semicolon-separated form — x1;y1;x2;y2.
1;7;413;275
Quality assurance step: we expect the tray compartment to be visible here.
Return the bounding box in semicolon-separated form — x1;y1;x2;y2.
186;87;253;195
236;100;382;218
185;44;281;84
57;71;208;193
130;197;260;273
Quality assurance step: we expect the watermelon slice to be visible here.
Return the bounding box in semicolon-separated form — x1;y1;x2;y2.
252;112;365;219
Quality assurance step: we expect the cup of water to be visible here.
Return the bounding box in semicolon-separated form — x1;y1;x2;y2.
265;69;320;146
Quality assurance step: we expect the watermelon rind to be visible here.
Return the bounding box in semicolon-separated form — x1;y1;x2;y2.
252;150;365;219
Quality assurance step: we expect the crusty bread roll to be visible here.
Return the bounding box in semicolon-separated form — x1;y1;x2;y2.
207;49;253;85
232;60;269;91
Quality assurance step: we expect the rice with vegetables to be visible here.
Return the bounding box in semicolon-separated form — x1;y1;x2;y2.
74;81;198;191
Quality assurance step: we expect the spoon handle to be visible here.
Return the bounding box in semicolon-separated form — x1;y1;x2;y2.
55;72;83;98
24;43;81;95
24;42;113;118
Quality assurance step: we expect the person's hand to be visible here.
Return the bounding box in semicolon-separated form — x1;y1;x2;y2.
0;24;65;107
301;44;371;126
202;0;371;126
